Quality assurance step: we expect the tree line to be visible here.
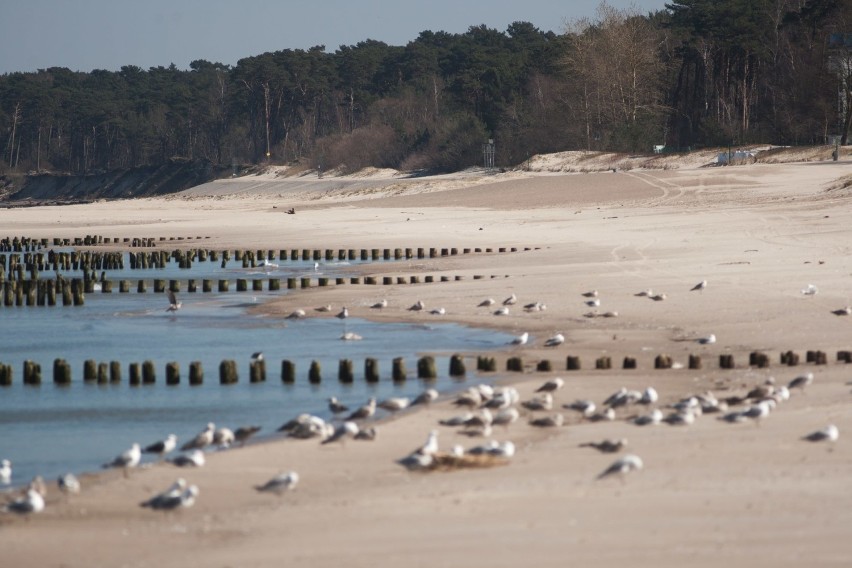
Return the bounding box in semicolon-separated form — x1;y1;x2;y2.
2;0;851;177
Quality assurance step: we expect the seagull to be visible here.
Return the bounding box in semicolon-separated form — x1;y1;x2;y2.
788;372;814;391
544;333;565;347
831;306;851;316
430;307;446;315
355;427;378;441
340;331;363;341
315;305;332;312
523;302;546;312
2;488;45;516
478;298;496;307
697;334;716;345
535;377;565;393
57;473;81;496
585;298;601;308
801;284;818;296
169;449;206;467
440;412;475;426
255;471;299;495
397;451;435;471
234;425;262;446
142;483;199;512
493;306;509;316
213;427;236;448
581;290;599;298
412;388;438;406
103;443;141;471
803;424;839;443
690;280;707;292
649;293;667;301
328;396;349;414
371;299;388;309
181;423;215;451
640;387;659;404
510;332;529;345
166;289;182;312
521;393;553;412
336;307;349;320
564;399;596;418
143;434;177;458
0;459;10;484
408;300;425;311
596;454;643;481
346;398;377;421
378;397;411;413
634;289;653;297
492;407;520;428
418;430;439;456
634;408;663;426
250;352;264;362
580;438;628;453
529;413;564;427
322;421;360;446
502;293;518;306
140;478;186;509
286;309;307;320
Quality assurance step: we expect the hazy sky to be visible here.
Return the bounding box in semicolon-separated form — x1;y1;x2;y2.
0;0;670;74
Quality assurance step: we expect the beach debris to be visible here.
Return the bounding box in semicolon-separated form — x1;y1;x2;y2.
801;284;818;296
580;438;628;453
166;289;182;312
690;279;707;292
181;423;215;451
596;454;643;481
255;471;299;495
0;459;10;485
802;424;839;443
143;434;177;458
169;449;206;468
57;473;81;496
535;377;565;393
544;333;565;347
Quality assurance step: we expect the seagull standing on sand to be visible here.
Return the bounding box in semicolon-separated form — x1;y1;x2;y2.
580;438;628;453
536;377;565;393
315;305;332;313
143;434;177;458
371;299;388;309
788;372;814;391
2;488;45;516
408;300;425;311
597;454;643;481
510;332;529;345
169;449;206;468
478;298;496;307
0;459;10;484
181;423;215;451
503;293;518;306
418;430;440;456
690;280;707;292
255;471;299;495
57;473;81;496
166;289;182;312
234;425;262;447
103;443;141;471
544;333;565;347
347;397;377;421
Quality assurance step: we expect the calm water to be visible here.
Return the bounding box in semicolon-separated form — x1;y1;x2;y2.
0;257;511;488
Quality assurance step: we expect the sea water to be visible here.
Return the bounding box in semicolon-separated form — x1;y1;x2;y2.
0;256;511;487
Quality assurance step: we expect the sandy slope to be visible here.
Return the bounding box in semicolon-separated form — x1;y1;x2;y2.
0;155;851;567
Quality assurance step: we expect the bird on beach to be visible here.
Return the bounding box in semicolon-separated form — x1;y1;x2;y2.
286;309;307;320
582;290;599;298
597;454;643;481
347;397;377;421
493;306;509;316
521;393;554;412
371;299;388;309
412;388;439;406
478;298;496;307
801;284;818;296
328;396;349;414
803;424;839;443
585;298;601;308
523;301;546;312
140;478;185;509
535;377;565;393
510;332;529;345
502;293;518;306
315;305;332;312
336;307;349;320
580;438;628;453
2;487;45;516
378;397;411;413
529;414;564;427
564;399;596;418
697;334;716;345
255;471;299;495
57;473;81;496
166;289;182;312
634;409;663;426
831;306;851;316
492;407;520;428
169;449;206;468
234;425;262;447
143;434;177;458
408;300;425;311
690;280;707;292
649;293;667;302
103;443;141;472
322;421;360;446
213;427;236;448
181;423;215;451
430;307;446;315
544;333;565;347
0;459;10;485
788;372;814;391
143;482;199;512
418;430;440;456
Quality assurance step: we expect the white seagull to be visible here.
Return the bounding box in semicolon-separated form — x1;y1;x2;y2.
697;334;716;345
143;434;177;458
166;289;182;312
57;473;81;496
371;299;388;309
346;397;377;421
169;449;206;468
430;307;446;315
803;424;839;443
255;471;299;495
690;280;707;292
286;309;307;320
378;397;411;413
788;372;814;391
544;333;565;347
181;423;216;451
597;454;643;481
418;430;440;456
478;298;496;307
213;427;236;448
321;421;360;446
535;377;565;393
328;396;349;414
801;284;818;296
510;332;529;345
493;306;509;316
0;459;10;484
141;481;198;511
408;300;425;311
3;488;45;516
140;478;186;509
103;443;141;471
502;293;518;306
412;388;439;406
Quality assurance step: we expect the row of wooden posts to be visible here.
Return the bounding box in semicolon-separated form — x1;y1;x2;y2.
0;235;211;252
4;349;850;387
0;273;509;307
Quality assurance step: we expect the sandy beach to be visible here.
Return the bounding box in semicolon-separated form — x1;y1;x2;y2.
1;151;851;567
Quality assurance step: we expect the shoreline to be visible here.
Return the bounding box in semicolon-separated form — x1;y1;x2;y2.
1;159;851;567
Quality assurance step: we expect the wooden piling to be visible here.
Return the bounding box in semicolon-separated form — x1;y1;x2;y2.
449;354;466;377
110;361;121;383
417;356;437;379
142;360;156;384
219;360;238;384
338;359;354;383
281;360;296;383
566;356;581;371
189;361;204;385
536;360;552;372
84;359;97;382
719;354;735;369
23;360;41;385
654;354;673;369
237;278;248;292
688;354;702;369
0;363;11;386
365;358;379;383
250;360;266;383
506;357;524;372
595;356;612;370
97;362;108;384
53;358;71;385
309;360;322;384
219;280;229;292
623;357;637;369
392;357;406;382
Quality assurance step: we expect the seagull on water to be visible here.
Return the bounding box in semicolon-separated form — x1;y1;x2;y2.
803;424;839;443
255;471;299;495
2;487;45;516
0;459;10;485
169;449;206;468
544;333;565;347
57;473;81;496
596;454;643;481
690;280;707;292
181;423;215;451
510;332;529;345
143;434;177;458
165;289;182;312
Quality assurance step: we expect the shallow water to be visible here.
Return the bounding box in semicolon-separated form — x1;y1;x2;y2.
0;260;511;488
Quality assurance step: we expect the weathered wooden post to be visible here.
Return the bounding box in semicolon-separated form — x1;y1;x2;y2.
129;362;141;386
218;279;229;292
252;279;263;292
623;357;637;369
364;358;379;383
449;354;466;377
0;363;11;386
165;362;180;385
281;360;295;384
250;360;266;383
110;361;121;383
137;279;147;293
189;361;204;385
219;360;238;384
536;360;553;372
269;278;280;291
202;279;213;292
392;357;407;382
97;362;109;384
566;356;581;371
23;360;41;385
417;356;437;379
53;358;72;385
84;359;97;382
237;278;248;292
688;354;702;369
309;360;322;384
142;360;156;384
338;359;354;383
506;357;524;372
